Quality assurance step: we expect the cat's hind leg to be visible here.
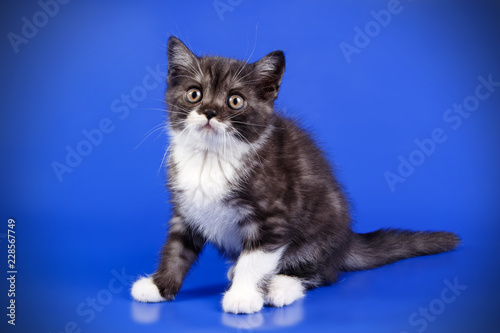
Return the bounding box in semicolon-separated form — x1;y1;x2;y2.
264;274;305;308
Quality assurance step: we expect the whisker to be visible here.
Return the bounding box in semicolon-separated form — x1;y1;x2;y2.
139;107;169;113
232;129;265;167
170;74;201;81
232;31;251;82
157;123;194;176
233;23;259;82
227;120;273;128
163;102;192;114
134;123;167;150
150;97;167;104
233;65;261;85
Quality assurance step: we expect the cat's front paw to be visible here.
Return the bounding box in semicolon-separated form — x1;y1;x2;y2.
222;286;264;314
131;277;168;303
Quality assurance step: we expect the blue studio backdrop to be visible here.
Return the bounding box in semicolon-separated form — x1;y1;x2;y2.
1;1;499;332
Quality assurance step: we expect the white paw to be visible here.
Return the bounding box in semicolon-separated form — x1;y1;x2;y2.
131;277;167;303
265;275;305;307
222;286;264;314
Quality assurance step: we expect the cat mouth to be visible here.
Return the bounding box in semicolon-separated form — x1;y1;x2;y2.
186;110;227;136
197;123;216;135
196;121;222;136
197;119;228;135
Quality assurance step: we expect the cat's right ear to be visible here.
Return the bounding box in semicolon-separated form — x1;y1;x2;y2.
252;51;286;101
167;37;199;76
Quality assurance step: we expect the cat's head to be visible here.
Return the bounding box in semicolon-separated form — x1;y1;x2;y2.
165;37;285;148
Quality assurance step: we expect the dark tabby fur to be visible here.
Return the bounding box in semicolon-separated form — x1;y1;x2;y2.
147;37;459;308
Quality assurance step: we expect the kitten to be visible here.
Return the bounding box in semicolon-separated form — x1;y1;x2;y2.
131;37;459;314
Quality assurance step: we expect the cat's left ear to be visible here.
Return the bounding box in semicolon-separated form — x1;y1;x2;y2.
252;51;285;101
166;36;199;76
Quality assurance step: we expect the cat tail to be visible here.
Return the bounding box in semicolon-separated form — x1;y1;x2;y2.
341;229;460;271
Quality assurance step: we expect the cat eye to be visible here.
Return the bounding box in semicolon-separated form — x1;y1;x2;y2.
185;88;202;103
227;95;245;110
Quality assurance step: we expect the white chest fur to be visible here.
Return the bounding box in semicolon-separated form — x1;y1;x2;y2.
168;122;272;254
170;134;248;254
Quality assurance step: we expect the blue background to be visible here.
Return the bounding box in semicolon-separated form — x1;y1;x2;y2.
1;0;499;332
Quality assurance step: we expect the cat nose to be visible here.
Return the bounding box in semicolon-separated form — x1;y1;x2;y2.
204;110;217;120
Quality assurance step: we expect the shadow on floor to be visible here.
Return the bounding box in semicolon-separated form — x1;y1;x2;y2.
175;283;228;301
